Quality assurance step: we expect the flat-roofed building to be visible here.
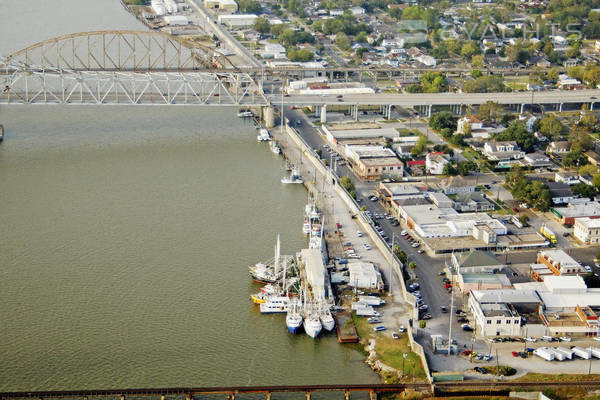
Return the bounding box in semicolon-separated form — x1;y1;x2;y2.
440;176;477;195
536;249;586;278
452;250;505;274
348;262;383;290
322;125;400;145
217;14;257;27
552;201;600;225
457;273;512;294
469;289;542;336
574;217;600;244
354;157;403;181
300;248;327;300
344;145;396;163
205;0;238;11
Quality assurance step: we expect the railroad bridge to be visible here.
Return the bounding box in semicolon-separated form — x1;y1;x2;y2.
0;30;269;107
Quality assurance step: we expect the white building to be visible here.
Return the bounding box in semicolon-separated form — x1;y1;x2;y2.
469;289;542;337
262;43;287;59
351;6;365;15
415;54;436;66
426;152;451;175
330;9;344;16
217;14;258;27
344;145;396;164
574;217;600;245
163;15;189;26
483;140;525;161
348;262;383;290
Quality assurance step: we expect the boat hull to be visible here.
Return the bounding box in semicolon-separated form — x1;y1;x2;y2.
250;294;266;304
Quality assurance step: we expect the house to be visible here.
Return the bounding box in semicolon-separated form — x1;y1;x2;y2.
524;152;552;167
524;115;537;132
483;140;525;161
547;141;571;154
454;192;495;212
586;150;600;166
415;54;436;67
558;74;582;89
547;182;577;205
329;9;343;16
555;172;580;185
458;115;483;133
426;152;451;175
441;176;477;195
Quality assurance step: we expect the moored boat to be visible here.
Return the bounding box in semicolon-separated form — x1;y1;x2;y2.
281;168;303;184
319;305;335;331
237;110;253;118
270;140;281;154
257;128;271;142
260;296;289;313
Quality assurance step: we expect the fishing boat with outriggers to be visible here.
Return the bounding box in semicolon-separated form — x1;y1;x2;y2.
270;140;281;154
237;110;253;118
281;168;303;184
286;294;304;334
319;302;335;331
249;235;284;283
257;128;271;142
303;302;323;339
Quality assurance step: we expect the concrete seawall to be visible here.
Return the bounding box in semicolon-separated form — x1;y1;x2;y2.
283;122;432;382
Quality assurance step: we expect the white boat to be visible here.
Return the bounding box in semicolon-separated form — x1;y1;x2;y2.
257;128;271;142
303;312;322;338
249;235;283;283
310;207;322;237
270;140;281;154
237;110;253;118
260;283;281;294
286;296;304;334
260;296;289;313
319;305;335;331
302;202;312;234
281;168;303;184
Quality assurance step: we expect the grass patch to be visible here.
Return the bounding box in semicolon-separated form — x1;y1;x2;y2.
381;119;399;123
353;314;426;382
515;373;600;382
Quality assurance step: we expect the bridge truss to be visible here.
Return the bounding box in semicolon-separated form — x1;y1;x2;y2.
0;31;268;106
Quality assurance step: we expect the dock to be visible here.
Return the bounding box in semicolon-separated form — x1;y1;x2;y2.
333;311;359;343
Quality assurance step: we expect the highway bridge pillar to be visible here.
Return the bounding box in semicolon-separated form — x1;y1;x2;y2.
345;390;350;400
427;104;432;118
592;102;595;111
263;106;275;128
320;104;327;124
266;392;271;400
559;103;563;112
369;390;377;400
305;391;311;400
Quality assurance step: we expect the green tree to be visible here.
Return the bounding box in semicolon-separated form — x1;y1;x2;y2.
335;32;350;50
411;134;428;155
538;114;564;139
429;111;456;132
563;149;588;167
470;69;483;79
460;41;480;60
253;17;271;34
477;101;504;123
341;176;355;191
356;31;368;43
572;183;596;198
494;121;536;152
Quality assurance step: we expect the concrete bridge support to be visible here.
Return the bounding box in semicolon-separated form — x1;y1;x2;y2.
263;106;275;128
559;102;563;112
427;104;432;118
320;104;327;124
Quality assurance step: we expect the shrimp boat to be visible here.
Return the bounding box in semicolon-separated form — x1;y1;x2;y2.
257;128;271;142
237;110;253;118
286;295;304;334
319;303;335;331
270;140;281;154
303;304;322;338
302;202;312;235
249;235;283;283
281;168;303;184
309;204;322;237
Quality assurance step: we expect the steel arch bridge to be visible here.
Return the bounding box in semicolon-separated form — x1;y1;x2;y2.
0;31;268;106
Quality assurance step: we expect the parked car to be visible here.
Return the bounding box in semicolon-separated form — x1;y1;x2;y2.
512;351;520;357
356;230;363;237
462;324;473;332
411;242;420;248
400;230;407;236
440;306;448;313
560;336;572;342
474;367;488;374
420;313;432;320
418;249;424;254
419;304;428;311
368;317;381;324
392;332;399;339
374;325;387;332
399;325;406;333
461;350;472;356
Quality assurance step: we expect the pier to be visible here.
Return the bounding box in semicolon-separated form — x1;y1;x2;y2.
333;311;359;343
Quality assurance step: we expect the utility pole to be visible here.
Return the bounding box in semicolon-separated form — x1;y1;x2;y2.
448;272;455;356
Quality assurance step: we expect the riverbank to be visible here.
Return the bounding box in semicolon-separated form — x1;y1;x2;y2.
269;116;430;383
